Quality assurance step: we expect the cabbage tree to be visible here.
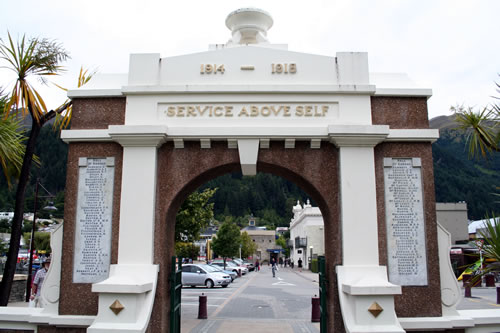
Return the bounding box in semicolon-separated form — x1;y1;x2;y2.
0;32;92;305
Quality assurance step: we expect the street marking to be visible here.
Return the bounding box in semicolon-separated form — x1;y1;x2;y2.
467;299;480;303
198;319;217;333
211;271;259;317
488;303;500;307
272;281;295;286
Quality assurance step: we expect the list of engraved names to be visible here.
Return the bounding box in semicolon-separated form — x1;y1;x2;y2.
73;158;114;283
384;158;428;286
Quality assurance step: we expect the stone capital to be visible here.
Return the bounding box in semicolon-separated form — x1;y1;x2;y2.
328;124;389;147
108;125;167;147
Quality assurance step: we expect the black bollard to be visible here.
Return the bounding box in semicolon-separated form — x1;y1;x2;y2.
497;287;500;305
311;295;320;322
465;283;472;298
463;274;471;288
485;274;495;287
198;293;207;319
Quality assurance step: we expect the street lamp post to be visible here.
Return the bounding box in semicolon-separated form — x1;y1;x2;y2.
25;181;39;302
309;246;314;270
25;179;56;302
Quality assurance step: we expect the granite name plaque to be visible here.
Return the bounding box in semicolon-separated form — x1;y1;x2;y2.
73;157;114;283
384;158;428;286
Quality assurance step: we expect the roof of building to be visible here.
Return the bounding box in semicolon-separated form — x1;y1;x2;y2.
468;217;500;234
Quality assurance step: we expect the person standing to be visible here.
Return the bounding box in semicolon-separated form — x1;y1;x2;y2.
31;258;50;307
270;257;277;278
255;259;260;272
298;258;303;272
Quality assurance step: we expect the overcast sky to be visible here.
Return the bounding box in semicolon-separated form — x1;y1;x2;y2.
1;0;499;119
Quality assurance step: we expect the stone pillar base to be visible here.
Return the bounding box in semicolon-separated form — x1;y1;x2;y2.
336;265;404;333
88;264;159;333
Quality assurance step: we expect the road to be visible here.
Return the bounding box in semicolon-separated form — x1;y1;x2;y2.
181;265;321;333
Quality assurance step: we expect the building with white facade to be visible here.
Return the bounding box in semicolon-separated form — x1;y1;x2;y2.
289;200;324;269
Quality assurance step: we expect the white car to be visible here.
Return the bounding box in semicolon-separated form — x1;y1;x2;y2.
181;264;231;288
211;260;248;275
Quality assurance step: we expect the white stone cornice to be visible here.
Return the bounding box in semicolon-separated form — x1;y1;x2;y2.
61;129;112;143
108;125;168;147
374;88;432;98
328;125;390;147
61;126;439;146
121;84;376;95
387;129;439;143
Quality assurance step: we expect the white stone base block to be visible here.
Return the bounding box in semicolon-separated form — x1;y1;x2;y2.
337;265;404;333
88;264;159;333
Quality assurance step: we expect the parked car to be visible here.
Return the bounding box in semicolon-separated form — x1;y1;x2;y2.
212;260;248;275
209;264;237;281
234;258;255;272
181;264;231;288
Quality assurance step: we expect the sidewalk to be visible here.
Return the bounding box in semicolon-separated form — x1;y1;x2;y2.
289;267;319;283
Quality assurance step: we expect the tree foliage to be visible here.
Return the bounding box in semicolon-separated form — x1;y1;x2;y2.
203;173;310;227
175;242;200;260
175;188;217;242
22;231;51;253
211;220;241;266
276;235;290;257
240;231;257;258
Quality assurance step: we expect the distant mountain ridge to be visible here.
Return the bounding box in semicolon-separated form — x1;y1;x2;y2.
429;115;460;130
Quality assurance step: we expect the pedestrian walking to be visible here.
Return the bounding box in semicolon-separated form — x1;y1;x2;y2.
270;257;277;277
298;258;303;272
31;258;51;307
255;259;260;271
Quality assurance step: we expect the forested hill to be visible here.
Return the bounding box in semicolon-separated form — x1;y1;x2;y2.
1;115;498;223
430;115;500;220
0;125;67;216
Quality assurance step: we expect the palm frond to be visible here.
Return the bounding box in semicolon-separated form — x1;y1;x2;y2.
1;32;69;123
0;92;26;187
453;105;500;159
53;66;96;130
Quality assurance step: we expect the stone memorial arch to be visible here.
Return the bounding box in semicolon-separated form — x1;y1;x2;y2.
2;7;499;333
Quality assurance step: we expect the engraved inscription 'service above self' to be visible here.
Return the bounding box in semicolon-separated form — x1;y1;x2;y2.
161;104;330;118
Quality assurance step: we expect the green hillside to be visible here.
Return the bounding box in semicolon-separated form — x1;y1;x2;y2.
430;115;500;220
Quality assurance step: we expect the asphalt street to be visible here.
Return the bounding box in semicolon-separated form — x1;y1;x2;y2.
181;265;321;333
457;286;500;310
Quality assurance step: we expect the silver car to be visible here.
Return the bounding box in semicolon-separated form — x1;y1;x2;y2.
181;264;231;288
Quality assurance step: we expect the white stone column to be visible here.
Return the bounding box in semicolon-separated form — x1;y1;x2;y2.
108;125;167;264
329;124;389;265
330;125;404;333
118;146;158;264
85;126;166;333
338;145;379;265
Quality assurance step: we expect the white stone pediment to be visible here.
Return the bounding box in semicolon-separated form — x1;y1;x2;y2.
158;46;341;87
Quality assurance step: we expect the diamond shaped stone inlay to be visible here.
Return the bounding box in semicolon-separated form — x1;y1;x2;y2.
368;302;383;318
109;299;124;315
